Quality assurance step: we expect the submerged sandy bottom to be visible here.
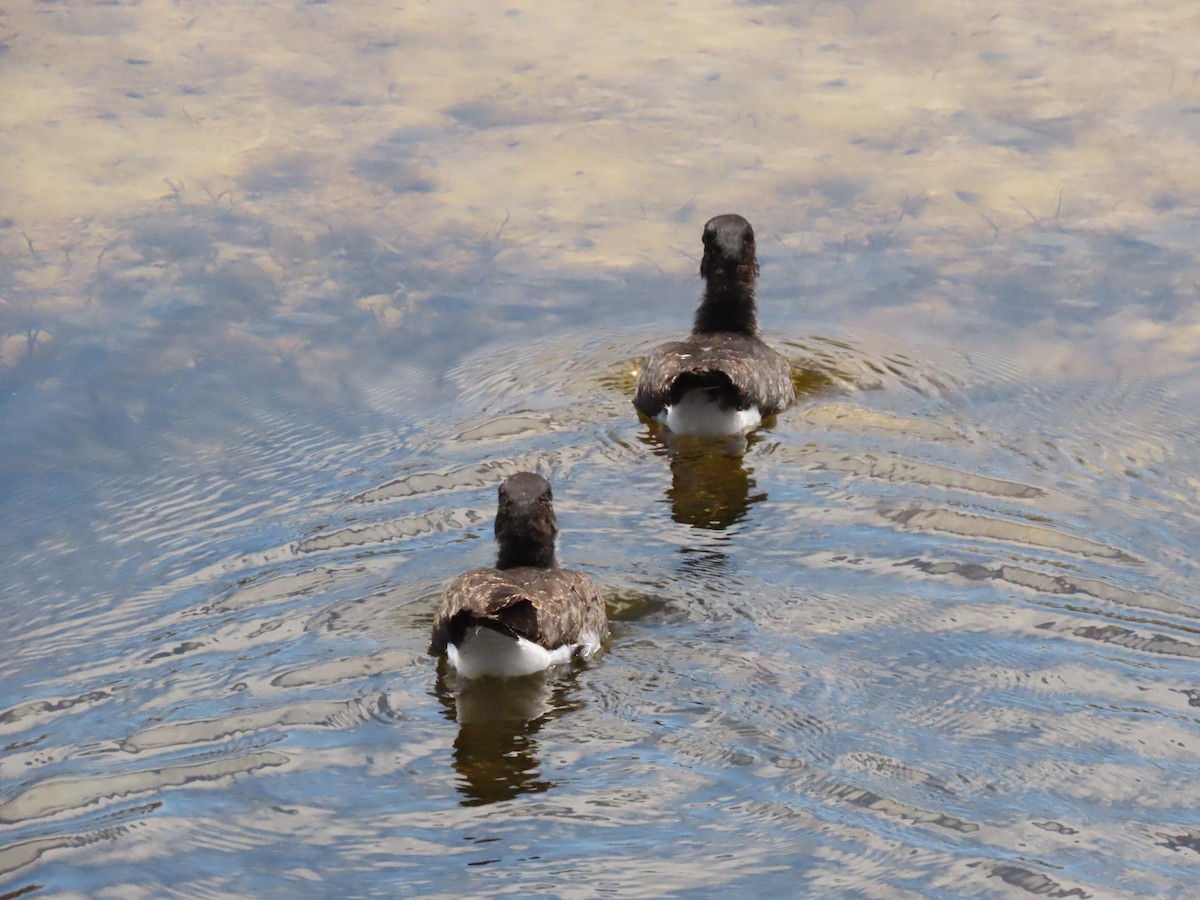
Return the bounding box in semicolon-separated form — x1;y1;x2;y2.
2;0;1199;367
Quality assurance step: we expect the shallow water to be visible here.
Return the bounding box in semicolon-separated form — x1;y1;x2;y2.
4;0;1200;897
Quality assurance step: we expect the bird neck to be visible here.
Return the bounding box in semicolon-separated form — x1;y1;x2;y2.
496;537;557;570
693;280;758;336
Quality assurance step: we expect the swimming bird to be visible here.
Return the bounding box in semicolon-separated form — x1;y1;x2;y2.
429;472;608;679
634;213;795;435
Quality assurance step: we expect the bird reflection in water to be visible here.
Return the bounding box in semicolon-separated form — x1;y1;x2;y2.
640;430;768;531
433;663;583;806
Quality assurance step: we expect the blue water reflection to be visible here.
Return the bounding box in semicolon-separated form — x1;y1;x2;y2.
4;0;1200;896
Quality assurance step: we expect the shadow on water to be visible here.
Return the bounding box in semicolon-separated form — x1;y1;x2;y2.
433;664;585;808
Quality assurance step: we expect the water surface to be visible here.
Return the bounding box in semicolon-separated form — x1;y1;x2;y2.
3;0;1200;897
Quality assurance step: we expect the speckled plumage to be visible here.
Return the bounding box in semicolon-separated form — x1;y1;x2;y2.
634;214;795;431
429;472;608;677
633;332;795;420
429;566;607;656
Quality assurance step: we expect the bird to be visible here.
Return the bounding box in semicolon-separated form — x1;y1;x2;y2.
429;472;608;679
634;213;795;436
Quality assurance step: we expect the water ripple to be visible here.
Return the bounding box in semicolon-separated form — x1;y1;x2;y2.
0;750;289;825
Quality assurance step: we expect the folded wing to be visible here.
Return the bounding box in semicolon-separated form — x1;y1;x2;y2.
634;334;795;418
430;567;607;655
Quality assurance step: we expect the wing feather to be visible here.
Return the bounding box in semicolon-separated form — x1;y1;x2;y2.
430;567;608;655
634;334;794;417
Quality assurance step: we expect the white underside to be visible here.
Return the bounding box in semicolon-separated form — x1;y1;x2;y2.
658;389;762;436
447;625;602;679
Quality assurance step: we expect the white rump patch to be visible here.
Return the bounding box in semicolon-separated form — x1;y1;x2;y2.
660;390;761;436
448;625;579;679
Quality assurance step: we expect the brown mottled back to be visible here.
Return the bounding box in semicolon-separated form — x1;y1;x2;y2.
634;332;795;419
429;566;608;656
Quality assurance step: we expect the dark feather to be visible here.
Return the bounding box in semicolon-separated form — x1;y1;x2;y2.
429;567;607;656
634;332;795;418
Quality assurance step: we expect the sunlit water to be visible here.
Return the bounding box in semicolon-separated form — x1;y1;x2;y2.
5;0;1200;897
